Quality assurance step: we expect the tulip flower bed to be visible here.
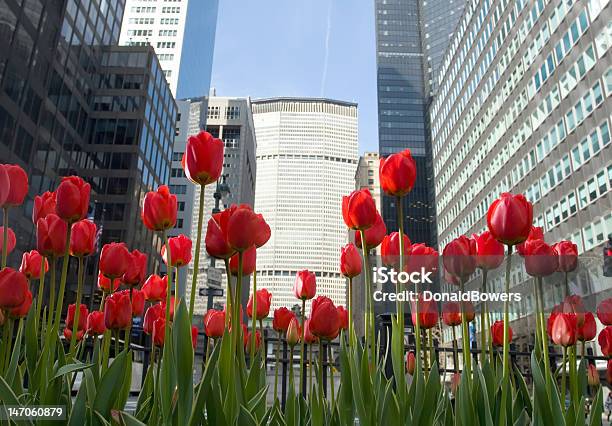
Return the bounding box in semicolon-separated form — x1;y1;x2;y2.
0;132;609;425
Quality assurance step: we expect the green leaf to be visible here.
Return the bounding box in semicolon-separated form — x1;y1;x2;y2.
189;340;220;426
172;300;194;421
5;318;24;388
238;405;259;426
68;373;88;426
24;303;38;377
93;349;128;418
0;375;20;405
113;349;132;413
53;361;94;380
588;387;603;426
111;410;147;426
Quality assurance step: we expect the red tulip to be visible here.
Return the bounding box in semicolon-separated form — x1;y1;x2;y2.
379;149;417;197
162;297;175;321
551;313;577;347
141;185;177;231
19;250;49;280
337;306;349;330
578;312;597;342
598;327;612;356
205;208;235;259
406;243;439;274
9;290;32;318
70;220;97;257
463;301;476;323
411;296;438;329
1;164;28;207
0;310;4;326
294;270;316;300
97;272;119;293
104;291;132;330
153;317;166;346
0;227;16;256
117;288;145;317
247;288;272;320
87;311;105;335
587;364;600;386
516;226;544;256
487;193;533;246
310;296;341;340
406;351;416;375
162;234;192;267
55;176;90;223
142;274;167;302
204;309;225;338
607;360;612;384
597;298;612;326
381;232;411;269
66;304;88;330
63;328;84;341
286;317;301;346
442;302;462;327
182;131;224;186
491;320;512;346
37;214;67;257
342;189;377;230
32;191;56;224
122;250;147;286
472;231;504;270
144;303;164;335
0;268;28;308
340;243;362;278
444;269;461;286
304;318;318;344
225;204;271;252
523;239;558;277
0;165;8;207
553;240;578;272
244;327;262;353
99;242;130;279
442;235;477;279
355;212;386;250
450;373;461;394
229;245;256;276
273;307;296;332
560;295;586;327
190;325;198;348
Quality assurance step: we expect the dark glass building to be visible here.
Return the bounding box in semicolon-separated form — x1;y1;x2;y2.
374;0;463;248
0;1;176;308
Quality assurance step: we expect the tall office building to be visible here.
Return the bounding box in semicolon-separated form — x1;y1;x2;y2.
252;98;359;313
171;96;257;317
119;0;189;94
374;0;464;249
0;1;176;308
431;0;611;349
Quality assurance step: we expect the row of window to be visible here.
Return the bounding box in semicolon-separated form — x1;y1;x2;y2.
127;29;152;37
572;121;611;170
159;30;177;37
577;165;612;211
128;18;154;25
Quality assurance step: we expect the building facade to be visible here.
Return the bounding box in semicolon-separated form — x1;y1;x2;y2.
171;96;257;317
0;1;176;309
374;0;464;249
252;98;359;313
431;0;611;352
119;0;189;94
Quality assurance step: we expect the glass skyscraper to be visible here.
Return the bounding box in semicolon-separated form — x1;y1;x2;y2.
374;0;464;247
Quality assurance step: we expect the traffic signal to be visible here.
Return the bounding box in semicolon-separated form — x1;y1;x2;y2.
604;242;612;277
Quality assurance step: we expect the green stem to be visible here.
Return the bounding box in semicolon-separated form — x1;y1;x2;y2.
69;256;85;357
309;343;313;393
502;246;512;380
289;346;295;389
101;329;111;373
2;207;8;268
174;266;179;312
328;345;335;406
259;319;265;366
397;196;405;326
348;277;353;346
126;287;133;351
162;231;172;360
359;230;375;364
274;331;280;400
428;327;435;370
536;278;552;394
224;258;232;327
35;256;46;335
318;341;324;398
299;298;306;396
569;345;578;409
423;328;429;374
480;270;487;360
114;330;119;357
533;279;542;361
460;280;472;379
564;272;569;299
189;185;205;322
452;325;458;373
233;252;243;356
53;226;73;334
1;317;11;373
46;258;57;338
561;347;567;408
251;270;258;362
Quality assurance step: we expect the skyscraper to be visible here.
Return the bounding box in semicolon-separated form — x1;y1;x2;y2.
431;0;611;350
0;1;176;308
119;0;189;94
374;0;463;249
171;96;257;317
252;98;359;312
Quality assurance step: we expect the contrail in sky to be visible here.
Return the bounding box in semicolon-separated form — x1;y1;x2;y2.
320;0;332;97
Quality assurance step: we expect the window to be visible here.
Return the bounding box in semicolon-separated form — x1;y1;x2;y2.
172;151;183;161
177;201;185;212
169;184;187;194
572;120;610;169
225;106;240;119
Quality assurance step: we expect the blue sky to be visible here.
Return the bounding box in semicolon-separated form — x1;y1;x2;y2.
209;0;379;153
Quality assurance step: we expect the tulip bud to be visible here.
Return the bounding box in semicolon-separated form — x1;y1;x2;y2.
97;272;119;293
226;205;271;252
1;164;28;208
406;243;439;275
162;234;192;268
491;320;512;346
229;245;256;276
182;131;224;186
443;235;477;279
37;214;67;257
598;326;612;357
472;231;504;270
587;364;600;386
0;268;29;309
19;250;49;280
273;307;296;332
355;212;386;250
104;291;132;330
309;296;341;340
9;290;32;318
597;298;612;326
122;250;148;286
87;311;105;336
340;243;362;278
293;270;316;300
141;185;177;231
247;288;272;320
286;317;301;347
55;176;90;223
0;227;16;256
406;351;416;375
32;191;56;224
450;372;461;394
553;240;578;272
379;149;417;197
442;302;462;327
304;318;318;344
204;309;225;338
381;232;411;270
550;313;577;347
244;327;262;353
516;227;544;256
66;303;88;331
99;242;130;279
0;165;8;207
144;303;164;335
337;306;349;330
63;328;84;342
411;296;438;330
205;209;235;259
342;189;377;231
577;312;596;342
142;274;167;302
191;326;199;349
70;219;97;257
523;239;558;277
153;317;166;346
487;193;533;246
